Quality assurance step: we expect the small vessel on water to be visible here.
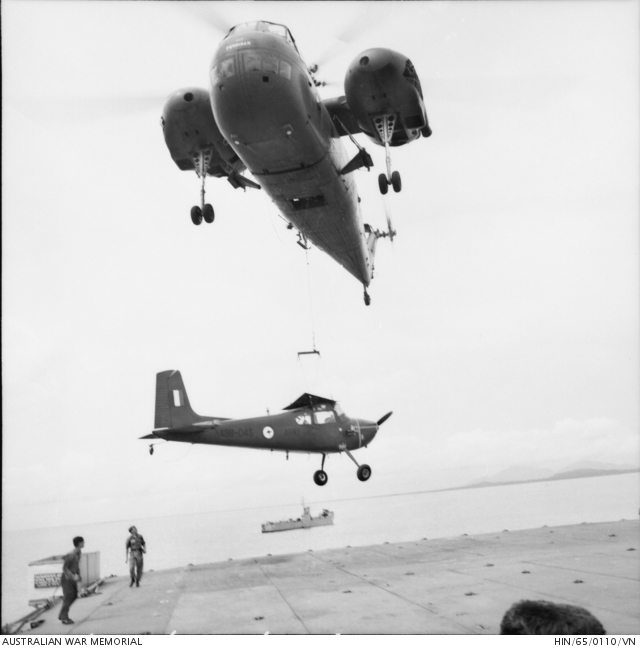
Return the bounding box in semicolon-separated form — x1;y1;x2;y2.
262;506;334;533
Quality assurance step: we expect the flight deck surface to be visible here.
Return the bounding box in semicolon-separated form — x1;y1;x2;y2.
19;520;639;635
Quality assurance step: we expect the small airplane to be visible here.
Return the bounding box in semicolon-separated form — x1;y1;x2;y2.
141;370;392;485
161;20;431;304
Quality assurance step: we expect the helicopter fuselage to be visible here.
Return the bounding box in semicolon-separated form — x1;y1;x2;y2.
209;24;373;286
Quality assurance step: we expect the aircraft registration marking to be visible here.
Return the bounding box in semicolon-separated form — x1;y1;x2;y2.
219;428;254;439
226;41;251;51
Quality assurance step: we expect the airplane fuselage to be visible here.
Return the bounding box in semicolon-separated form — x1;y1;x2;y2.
153;409;378;455
209;24;373;286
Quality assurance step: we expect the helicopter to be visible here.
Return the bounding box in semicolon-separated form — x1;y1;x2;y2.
141;370;392;486
161;20;431;305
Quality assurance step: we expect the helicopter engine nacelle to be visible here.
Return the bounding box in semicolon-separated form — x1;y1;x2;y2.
160;87;243;176
344;48;431;147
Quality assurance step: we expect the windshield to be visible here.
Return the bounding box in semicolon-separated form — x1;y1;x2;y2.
225;21;297;49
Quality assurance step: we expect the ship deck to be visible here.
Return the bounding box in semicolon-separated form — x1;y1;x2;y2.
18;519;640;635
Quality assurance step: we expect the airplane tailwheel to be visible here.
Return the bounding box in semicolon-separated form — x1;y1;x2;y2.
149;445;154;456
203;204;215;224
191;206;203;225
357;464;371;482
313;470;328;486
391;171;402;193
378;173;389;195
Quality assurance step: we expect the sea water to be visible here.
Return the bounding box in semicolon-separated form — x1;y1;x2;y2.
2;472;638;626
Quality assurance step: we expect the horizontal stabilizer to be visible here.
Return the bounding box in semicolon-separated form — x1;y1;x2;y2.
140;433;157;439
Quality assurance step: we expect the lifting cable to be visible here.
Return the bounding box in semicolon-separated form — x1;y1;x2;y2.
294;249;334;399
305;247;317;353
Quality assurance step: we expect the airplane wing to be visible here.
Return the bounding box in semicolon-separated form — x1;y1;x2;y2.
283;393;336;410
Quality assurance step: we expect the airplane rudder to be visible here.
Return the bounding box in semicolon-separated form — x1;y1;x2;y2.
154;370;174;429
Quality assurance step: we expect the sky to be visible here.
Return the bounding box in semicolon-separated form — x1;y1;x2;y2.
2;0;639;533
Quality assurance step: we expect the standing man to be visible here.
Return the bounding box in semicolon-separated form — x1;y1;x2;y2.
125;526;146;587
59;536;84;625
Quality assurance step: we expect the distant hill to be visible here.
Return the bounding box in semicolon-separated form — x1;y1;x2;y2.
461;463;639;491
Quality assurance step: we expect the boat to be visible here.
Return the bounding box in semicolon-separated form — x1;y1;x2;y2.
261;506;334;533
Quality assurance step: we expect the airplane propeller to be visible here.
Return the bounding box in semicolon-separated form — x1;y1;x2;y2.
377;411;393;426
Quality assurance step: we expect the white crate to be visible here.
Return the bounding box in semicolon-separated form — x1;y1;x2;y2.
27;552;100;607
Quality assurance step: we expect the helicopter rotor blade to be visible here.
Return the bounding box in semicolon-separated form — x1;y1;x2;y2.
173;3;234;37
311;4;392;69
382;194;397;243
6;94;169;127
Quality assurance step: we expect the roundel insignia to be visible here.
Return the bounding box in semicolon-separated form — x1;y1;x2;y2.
263;426;274;439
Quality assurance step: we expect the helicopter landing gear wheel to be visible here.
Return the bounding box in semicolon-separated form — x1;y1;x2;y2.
391;171;402;193
378;173;389;195
203;203;214;224
191;206;203;225
357;464;372;482
313;470;328;486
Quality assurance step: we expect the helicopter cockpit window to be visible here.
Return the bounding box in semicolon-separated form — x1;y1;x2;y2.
262;53;278;74
241;52;292;80
264;23;287;38
218;57;235;79
279;61;292;80
243;52;261;72
295;413;312;426
226;22;296;49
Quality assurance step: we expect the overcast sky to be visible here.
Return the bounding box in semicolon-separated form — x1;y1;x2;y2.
3;0;639;532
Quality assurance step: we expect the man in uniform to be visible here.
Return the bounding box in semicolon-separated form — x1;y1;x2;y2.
59;536;84;625
125;525;146;587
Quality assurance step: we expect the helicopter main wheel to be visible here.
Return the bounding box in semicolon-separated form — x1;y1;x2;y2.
203;203;215;224
357;464;372;482
313;470;328;486
378;173;389;195
190;206;203;225
391;171;402;193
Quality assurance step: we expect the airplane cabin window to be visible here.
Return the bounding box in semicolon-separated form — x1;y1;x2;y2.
334;403;348;421
295;413;312;425
314;411;336;425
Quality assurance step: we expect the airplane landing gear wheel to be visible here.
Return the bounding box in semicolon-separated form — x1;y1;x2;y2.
149;445;154;456
203;204;215;223
191;206;203;225
364;290;371;306
313;470;328;486
357;464;371;482
391;171;402;193
378;173;389;195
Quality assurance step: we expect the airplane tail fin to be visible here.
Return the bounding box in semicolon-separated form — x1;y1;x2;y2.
154;370;202;430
